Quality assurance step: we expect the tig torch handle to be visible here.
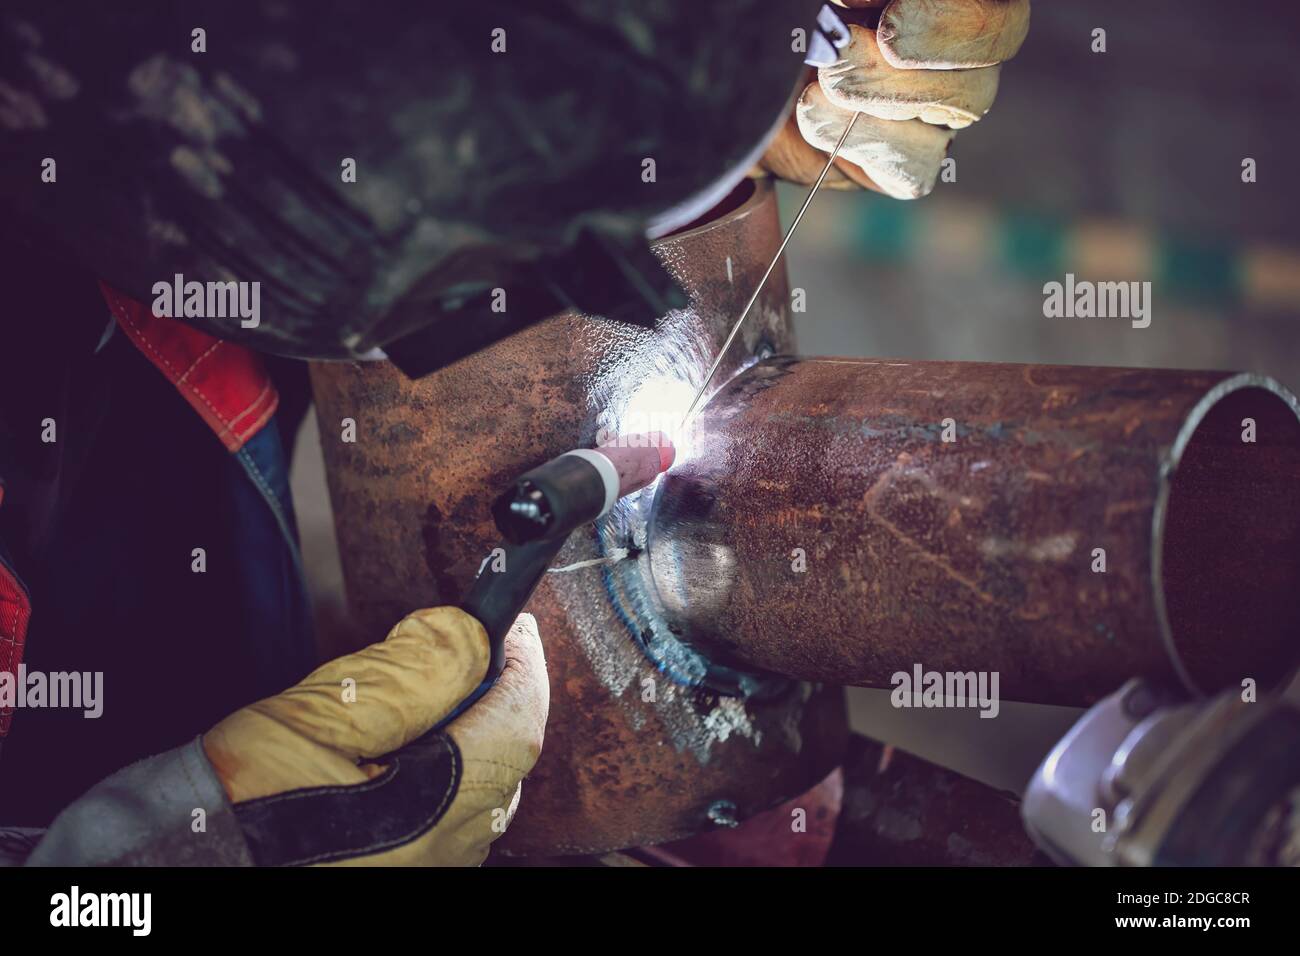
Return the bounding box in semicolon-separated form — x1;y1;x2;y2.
437;537;565;728
373;537;562;770
422;438;673;733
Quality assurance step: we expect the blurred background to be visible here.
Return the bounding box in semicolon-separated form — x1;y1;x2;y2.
291;2;1300;798
787;2;1300;376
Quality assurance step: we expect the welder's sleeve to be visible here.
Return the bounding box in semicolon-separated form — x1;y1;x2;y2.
24;608;548;866
760;0;1030;199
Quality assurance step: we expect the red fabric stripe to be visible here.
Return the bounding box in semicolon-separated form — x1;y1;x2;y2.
0;561;32;737
99;284;279;453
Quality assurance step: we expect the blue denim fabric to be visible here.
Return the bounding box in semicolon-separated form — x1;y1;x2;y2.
230;421;315;696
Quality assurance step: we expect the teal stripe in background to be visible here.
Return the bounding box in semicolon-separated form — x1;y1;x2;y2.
1157;236;1240;305
999;211;1066;280
853;197;914;260
809;188;1268;309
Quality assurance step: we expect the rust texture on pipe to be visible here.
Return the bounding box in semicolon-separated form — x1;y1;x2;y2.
309;180;848;856
649;357;1300;705
826;735;1046;867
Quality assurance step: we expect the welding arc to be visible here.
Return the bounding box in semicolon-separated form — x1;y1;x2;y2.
680;111;861;430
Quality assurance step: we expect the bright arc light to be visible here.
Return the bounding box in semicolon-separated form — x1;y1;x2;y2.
618;376;698;465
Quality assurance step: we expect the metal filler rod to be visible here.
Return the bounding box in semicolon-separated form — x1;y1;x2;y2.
680;111;861;430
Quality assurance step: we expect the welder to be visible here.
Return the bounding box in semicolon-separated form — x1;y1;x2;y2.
0;0;1028;865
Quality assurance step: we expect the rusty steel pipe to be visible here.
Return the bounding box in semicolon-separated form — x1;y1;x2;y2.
649;357;1300;705
310;180;848;856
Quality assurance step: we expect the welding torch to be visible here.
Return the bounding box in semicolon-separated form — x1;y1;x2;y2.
435;433;675;726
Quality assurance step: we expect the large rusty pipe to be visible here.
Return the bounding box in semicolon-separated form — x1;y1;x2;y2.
310;180;849;856
648;357;1300;705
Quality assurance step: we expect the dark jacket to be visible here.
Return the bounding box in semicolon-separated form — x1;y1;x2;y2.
0;240;314;862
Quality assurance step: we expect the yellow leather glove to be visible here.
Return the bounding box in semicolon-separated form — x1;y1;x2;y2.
759;0;1030;198
202;607;548;866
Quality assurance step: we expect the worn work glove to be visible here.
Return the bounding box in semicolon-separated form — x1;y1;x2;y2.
203;607;548;866
759;0;1030;198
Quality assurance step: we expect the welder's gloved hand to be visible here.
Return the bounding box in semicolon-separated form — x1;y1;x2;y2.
759;0;1030;199
203;608;548;866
